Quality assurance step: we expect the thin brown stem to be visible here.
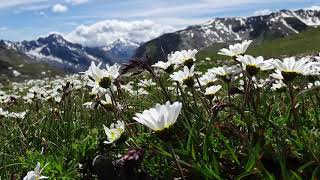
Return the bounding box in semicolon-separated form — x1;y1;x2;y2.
169;142;185;180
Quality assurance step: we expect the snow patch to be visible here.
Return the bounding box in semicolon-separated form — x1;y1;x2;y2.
26;50;64;64
12;70;21;77
280;19;299;34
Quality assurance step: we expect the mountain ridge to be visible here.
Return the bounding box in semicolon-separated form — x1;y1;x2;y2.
0;34;136;72
134;9;320;64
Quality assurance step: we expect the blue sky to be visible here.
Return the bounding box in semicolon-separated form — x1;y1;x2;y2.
0;0;319;42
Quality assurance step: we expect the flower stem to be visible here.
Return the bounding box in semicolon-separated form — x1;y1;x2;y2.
288;83;297;128
168;142;185;180
156;74;173;103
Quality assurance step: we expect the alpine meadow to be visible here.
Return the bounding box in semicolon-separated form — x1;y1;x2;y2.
1;1;320;179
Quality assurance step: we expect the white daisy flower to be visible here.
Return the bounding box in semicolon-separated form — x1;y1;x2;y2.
133;101;182;132
174;49;198;68
271;80;287;91
315;54;320;61
170;66;195;87
85;62;121;89
152;51;182;72
23;162;48;180
137;88;149;96
121;83;134;95
209;65;241;82
103;120;125;144
218;40;252;58
138;79;156;87
307;81;320;89
269;57;320;82
83;101;98;109
171;49;198;67
105;63;121;79
204;85;222;95
152;61;175;73
101;94;112;106
80;61;102;78
270;70;284;80
204;85;222;100
236;55;273;75
199;71;218;87
88;81;110;96
0;108;9;117
8;111;27;119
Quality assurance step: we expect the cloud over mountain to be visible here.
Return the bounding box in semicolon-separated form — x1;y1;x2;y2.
254;9;272;16
65;19;175;47
306;5;320;11
52;3;68;13
65;0;89;5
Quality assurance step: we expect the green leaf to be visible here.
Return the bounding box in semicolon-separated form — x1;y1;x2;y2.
244;144;260;172
289;171;302;180
217;131;240;165
236;170;260;180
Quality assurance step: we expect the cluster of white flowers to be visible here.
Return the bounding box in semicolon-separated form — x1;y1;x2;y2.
152;49;198;72
0;74;85;104
138;79;156;87
0;74;87;122
152;40;320;101
216;41;320;90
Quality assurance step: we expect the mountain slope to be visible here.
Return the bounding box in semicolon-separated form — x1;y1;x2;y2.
0;46;63;82
1;34;135;72
197;26;320;61
134;9;320;64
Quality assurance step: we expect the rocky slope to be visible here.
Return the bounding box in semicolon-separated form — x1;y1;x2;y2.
135;9;320;63
0;34;135;72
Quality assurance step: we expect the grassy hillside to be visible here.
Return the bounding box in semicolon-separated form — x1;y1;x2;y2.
197;27;320;61
0;48;63;83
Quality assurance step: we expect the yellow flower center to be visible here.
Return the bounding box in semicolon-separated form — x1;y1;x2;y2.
183;59;194;68
98;77;112;89
183;77;194;87
281;71;299;82
246;65;259;76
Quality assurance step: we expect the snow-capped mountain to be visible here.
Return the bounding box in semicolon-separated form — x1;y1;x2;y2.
0;44;64;81
0;34;136;72
135;9;320;63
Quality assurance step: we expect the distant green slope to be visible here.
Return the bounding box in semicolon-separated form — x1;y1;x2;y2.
197;27;320;61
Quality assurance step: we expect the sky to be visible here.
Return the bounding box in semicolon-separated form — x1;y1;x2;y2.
0;0;319;46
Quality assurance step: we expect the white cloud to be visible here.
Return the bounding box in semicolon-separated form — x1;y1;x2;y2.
305;5;320;11
254;9;272;16
18;4;50;11
65;0;89;5
0;0;48;9
0;26;8;31
39;11;48;17
52;3;68;13
65;19;175;47
129;0;304;20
